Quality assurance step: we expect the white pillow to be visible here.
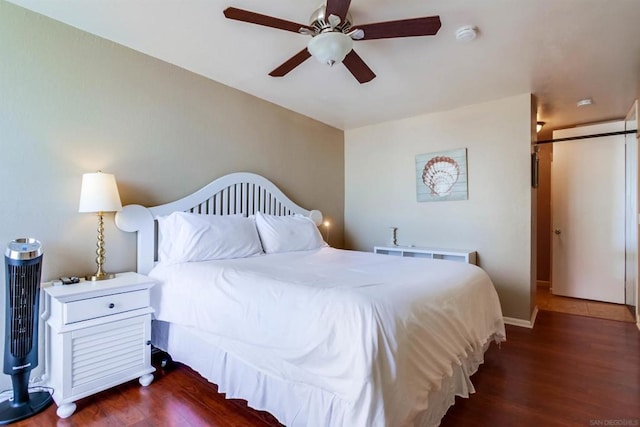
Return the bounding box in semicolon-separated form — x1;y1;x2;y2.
255;212;326;254
157;212;263;263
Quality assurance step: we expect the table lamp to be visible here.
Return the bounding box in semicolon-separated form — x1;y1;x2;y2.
78;171;122;281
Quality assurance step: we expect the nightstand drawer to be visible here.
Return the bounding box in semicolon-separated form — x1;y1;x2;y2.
64;290;149;324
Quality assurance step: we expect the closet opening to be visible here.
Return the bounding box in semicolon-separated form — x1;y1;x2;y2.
533;111;638;324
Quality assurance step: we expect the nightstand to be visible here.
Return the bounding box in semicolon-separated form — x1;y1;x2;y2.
41;272;156;418
374;245;477;265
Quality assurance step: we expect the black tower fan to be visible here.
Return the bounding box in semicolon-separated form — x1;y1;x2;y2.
0;239;52;423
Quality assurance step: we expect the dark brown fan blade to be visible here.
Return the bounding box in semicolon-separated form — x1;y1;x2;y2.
342;50;376;84
223;7;313;33
269;49;312;77
356;16;441;40
325;0;352;23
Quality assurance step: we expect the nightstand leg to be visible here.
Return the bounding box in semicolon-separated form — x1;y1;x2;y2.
56;402;76;418
139;373;154;387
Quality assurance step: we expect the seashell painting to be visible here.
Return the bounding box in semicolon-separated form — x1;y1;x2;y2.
415;148;468;202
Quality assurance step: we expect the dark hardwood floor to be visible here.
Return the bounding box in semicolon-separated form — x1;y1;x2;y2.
442;311;639;426
12;310;640;426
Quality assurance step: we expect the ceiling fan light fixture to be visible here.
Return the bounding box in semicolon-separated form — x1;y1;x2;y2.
307;31;353;66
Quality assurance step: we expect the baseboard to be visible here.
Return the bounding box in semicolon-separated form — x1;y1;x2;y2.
504;306;539;329
536;280;550;288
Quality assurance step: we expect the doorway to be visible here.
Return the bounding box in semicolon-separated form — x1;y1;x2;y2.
535;112;638;323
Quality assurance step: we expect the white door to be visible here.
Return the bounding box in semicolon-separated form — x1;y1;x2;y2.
551;122;626;303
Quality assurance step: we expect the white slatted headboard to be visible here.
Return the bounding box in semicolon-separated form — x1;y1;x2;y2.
115;172;323;274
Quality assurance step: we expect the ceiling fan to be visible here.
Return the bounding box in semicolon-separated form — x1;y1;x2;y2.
223;0;441;84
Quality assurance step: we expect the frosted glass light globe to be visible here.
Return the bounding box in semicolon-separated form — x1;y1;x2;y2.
307;32;353;66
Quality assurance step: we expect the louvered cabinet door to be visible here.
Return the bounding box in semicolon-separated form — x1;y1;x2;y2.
43;272;156;419
65;315;151;398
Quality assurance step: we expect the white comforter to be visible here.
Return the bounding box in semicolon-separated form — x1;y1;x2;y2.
149;247;505;426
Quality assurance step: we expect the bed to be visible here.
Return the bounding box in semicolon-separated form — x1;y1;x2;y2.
115;172;505;427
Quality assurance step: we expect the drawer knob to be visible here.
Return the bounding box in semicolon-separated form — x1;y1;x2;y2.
108;303;115;309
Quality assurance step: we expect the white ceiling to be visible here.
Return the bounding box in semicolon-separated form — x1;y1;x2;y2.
8;0;640;132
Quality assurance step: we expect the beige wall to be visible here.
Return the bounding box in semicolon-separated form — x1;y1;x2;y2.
0;1;344;385
345;94;535;321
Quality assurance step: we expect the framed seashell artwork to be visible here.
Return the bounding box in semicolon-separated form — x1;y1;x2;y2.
415;148;468;202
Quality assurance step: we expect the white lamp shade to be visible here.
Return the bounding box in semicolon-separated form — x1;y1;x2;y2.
307;32;353;66
78;172;122;213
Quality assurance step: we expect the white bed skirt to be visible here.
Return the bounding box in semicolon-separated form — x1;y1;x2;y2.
152;320;494;427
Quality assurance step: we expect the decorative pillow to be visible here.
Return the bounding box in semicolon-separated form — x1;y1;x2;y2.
255;212;326;254
157;212;263;263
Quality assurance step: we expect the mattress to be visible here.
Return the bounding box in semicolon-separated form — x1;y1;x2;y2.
148;247;505;426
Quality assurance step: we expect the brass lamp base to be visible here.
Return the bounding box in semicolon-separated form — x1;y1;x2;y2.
87;212;116;282
86;272;115;281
